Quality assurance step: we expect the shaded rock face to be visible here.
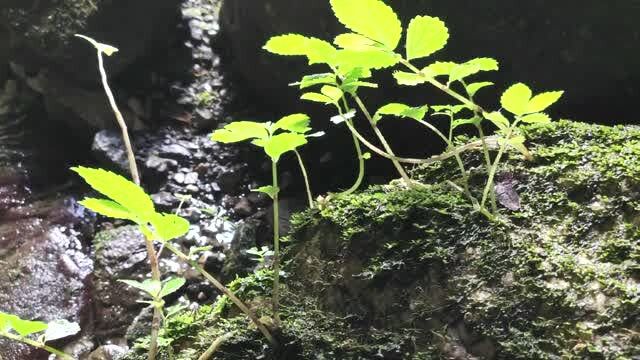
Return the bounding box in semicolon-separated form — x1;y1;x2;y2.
220;0;640;124
0;0;182;135
134;120;640;359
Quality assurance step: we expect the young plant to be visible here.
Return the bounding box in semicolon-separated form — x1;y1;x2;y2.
0;312;80;360
119;277;186;319
72;167;277;348
211;113;318;323
262;0;564;219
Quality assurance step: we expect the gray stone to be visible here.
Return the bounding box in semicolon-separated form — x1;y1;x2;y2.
159;144;192;161
87;344;129;360
92;130;128;172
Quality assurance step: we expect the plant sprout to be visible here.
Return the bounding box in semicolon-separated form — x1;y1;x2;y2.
211;113;319;323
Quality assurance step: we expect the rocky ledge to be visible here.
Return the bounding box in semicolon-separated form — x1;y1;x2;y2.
122;119;640;359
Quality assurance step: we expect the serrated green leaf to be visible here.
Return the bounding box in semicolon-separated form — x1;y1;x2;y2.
431;104;468;114
423;61;457;77
149;213;190;241
334;49;399;72
334;33;378;50
3;314;48;337
295;73;337;89
321;86;344;103
211;121;269;143
159;277;186;299
406;16;449;60
254;133;308;162
501;83;532;116
374;103;428;123
520;112;551;124
526;91;564;113
263;34;337;65
340;67;375;94
330;0;402;50
44;320;80;343
451;117;481;130
393;71;427;86
120;279;162;298
252;185;279;199
484;111;510;130
301;92;334;104
0;313;10;332
72;167;155;221
78;198;136;221
273;113;311;133
448;58;499;84
75;34;119;56
466;82;494;97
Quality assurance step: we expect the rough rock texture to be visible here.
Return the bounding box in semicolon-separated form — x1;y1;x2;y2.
124;120;640;359
0;0;181;134
220;0;640;124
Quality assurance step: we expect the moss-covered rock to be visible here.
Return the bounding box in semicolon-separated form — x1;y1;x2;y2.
126;120;640;359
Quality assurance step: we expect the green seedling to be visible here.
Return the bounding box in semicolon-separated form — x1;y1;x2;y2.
212;113;319;323
119;277;186;319
73;167;277;352
262;0;564;219
0;312;79;359
246;246;274;266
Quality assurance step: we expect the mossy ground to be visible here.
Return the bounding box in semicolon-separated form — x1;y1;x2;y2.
125;120;640;359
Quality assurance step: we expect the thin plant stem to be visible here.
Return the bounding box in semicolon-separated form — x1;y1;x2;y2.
336;99;365;194
481;121;519;210
476;124;498;214
198;332;235;360
0;331;73;360
97;51;140;185
161;242;277;346
96;48;160;360
352;95;413;186
271;161;281;325
294;150;314;209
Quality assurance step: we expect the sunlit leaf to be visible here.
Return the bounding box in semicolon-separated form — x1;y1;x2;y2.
526;91;564;113
293;73;337;89
301;92;334;104
466;82;494;97
273;113;311;133
149;213;190;241
393;71;427;86
501;83;532;116
451;116;481;130
263;34;337;65
374;103;428;123
71;167;155;220
484;111;510;130
520;112;551;124
211;121;269;143
254;133;308;162
252;185;280;199
321;85;344;103
334;33;379;50
406;16;449;60
330;0;402;50
334;49;399;72
158;277;186;299
78;198;136;221
423;61;457;77
1;313;48;337
119;279;162;298
448;58;499;84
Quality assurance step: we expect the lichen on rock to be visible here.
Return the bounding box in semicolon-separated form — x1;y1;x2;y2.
124;120;640;359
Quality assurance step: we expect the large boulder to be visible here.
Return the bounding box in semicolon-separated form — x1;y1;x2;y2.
124;119;640;358
0;0;181;134
220;0;640;124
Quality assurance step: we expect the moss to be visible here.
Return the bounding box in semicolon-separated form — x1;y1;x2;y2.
129;120;640;359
